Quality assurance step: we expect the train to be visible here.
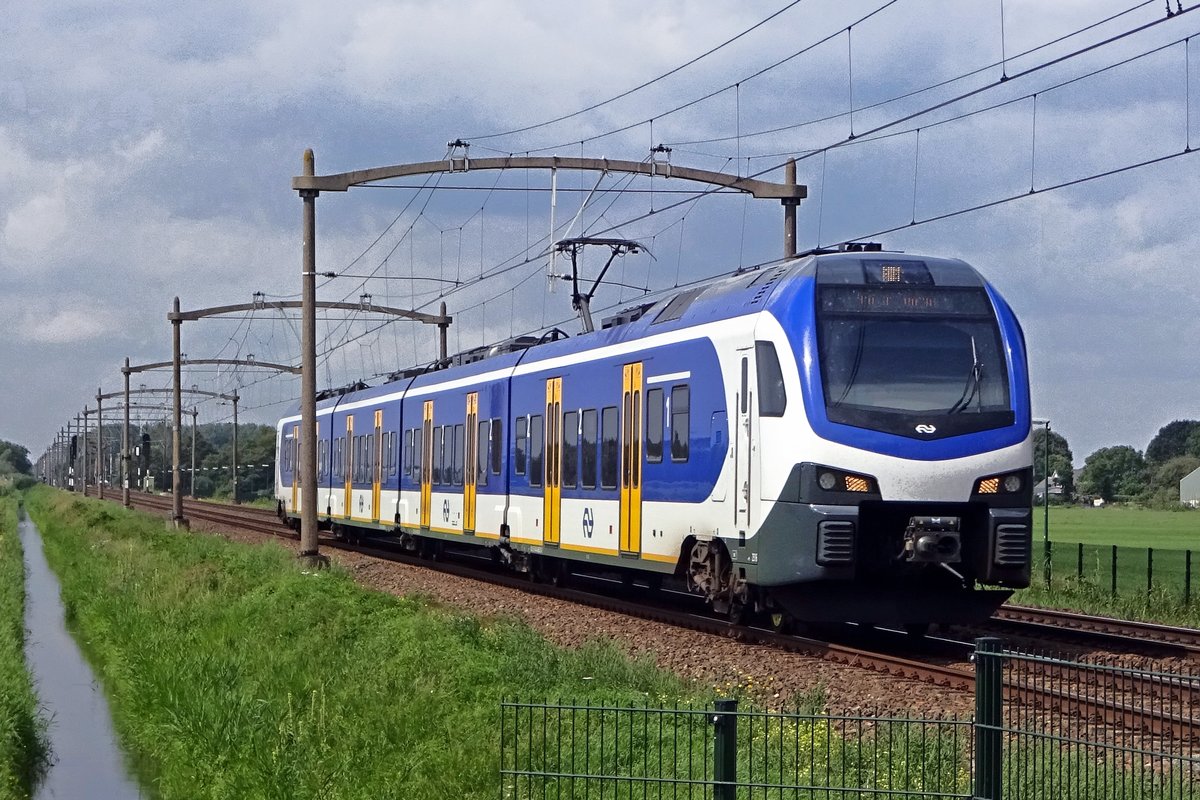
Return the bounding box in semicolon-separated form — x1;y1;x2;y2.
275;245;1033;631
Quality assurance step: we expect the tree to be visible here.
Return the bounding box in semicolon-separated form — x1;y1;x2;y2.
1032;428;1075;499
1079;445;1149;502
1186;427;1200;460
1146;420;1200;464
1142;455;1200;507
0;440;32;475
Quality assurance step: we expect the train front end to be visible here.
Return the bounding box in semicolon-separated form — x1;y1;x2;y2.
759;252;1033;627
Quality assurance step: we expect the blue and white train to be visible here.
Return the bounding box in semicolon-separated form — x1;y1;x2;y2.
276;247;1033;629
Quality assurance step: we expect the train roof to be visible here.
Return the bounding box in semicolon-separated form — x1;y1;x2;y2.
281;249;983;420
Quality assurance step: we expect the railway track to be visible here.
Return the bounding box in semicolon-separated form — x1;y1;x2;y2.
992;605;1200;661
105;490;1199;741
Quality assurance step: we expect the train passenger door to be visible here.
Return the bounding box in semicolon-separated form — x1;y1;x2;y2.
343;415;354;519
420;401;433;528
290;425;299;512
734;352;753;533
543;378;562;545
620;362;643;555
372;410;383;523
464;393;478;533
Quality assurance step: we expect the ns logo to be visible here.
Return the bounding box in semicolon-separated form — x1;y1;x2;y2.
914;424;937;434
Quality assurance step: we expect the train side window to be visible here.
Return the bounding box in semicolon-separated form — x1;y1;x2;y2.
413;429;423;479
562;410;579;489
367;434;375;480
436;429;446;484
671;386;690;462
581;409;597;489
645;388;663;463
515;416;527;476
756;341;787;417
403;429;413;477
529;415;544;487
477;419;489;488
600;406;618;489
453;423;465;486
490;418;502;475
387;432;397;476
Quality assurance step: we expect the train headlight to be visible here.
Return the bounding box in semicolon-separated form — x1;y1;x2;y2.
974;471;1026;495
818;471;838;490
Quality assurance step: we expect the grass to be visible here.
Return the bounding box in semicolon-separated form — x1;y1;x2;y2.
1034;505;1199;549
24;486;694;799
21;487;1195;799
0;492;49;799
1018;504;1200;626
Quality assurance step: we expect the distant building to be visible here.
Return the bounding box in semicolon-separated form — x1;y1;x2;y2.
1182;466;1200;508
1033;473;1064;504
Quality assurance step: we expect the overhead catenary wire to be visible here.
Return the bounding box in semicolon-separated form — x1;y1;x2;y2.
662;0;1159;148
465;0;812;141
509;0;904;156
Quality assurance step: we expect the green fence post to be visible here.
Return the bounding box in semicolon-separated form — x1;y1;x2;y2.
1147;548;1153;597
1043;539;1052;588
1186;551;1192;606
1111;545;1118;597
973;638;1004;800
712;699;737;800
1076;542;1083;582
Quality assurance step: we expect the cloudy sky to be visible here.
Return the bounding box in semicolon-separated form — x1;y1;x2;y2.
3;0;1198;466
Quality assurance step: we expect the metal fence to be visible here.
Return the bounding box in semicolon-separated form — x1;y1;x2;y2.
501;639;1200;799
1045;541;1195;604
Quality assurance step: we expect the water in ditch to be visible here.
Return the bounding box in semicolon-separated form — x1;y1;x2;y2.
19;512;145;799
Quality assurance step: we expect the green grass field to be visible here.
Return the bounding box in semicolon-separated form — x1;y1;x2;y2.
1035;505;1200;549
1019;505;1200;625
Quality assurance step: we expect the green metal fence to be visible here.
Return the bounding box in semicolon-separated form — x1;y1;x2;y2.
1045;541;1194;603
501;639;1200;799
500;698;972;798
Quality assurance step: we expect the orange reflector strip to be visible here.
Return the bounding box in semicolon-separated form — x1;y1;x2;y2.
845;476;871;493
978;477;1000;494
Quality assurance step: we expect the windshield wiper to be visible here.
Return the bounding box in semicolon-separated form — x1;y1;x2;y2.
948;335;982;414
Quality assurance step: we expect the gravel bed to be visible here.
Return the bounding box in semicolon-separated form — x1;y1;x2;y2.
189;519;975;718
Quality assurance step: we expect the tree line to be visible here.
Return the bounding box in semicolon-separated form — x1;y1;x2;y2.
1038;420;1200;507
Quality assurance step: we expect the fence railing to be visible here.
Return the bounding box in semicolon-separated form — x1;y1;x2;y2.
1043;541;1194;603
501;639;1200;799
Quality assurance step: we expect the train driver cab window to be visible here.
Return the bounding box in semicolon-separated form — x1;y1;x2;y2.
515;416;527;475
645;388;664;463
756;341;787;417
529;415;544;487
600;406;619;489
670;386;690;462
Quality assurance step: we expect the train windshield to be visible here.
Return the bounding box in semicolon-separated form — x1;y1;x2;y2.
817;285;1012;438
